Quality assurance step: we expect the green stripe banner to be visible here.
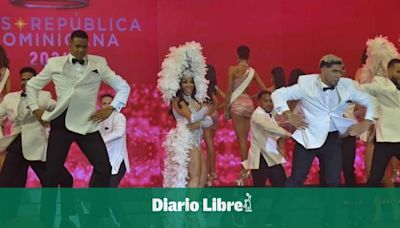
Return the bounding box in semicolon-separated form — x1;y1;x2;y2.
0;188;399;227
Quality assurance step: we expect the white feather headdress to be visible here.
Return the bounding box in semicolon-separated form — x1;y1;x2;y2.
363;36;400;81
157;41;208;104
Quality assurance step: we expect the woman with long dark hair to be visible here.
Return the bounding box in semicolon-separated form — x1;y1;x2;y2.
158;42;214;187
268;67;286;91
203;64;225;186
288;68;305;86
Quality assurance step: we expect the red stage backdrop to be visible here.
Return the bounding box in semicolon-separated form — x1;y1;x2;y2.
1;0;399;187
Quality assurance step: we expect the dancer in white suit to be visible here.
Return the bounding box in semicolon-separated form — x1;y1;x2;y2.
26;30;130;187
26;30;130;228
0;67;72;187
0;67;74;228
360;59;400;186
243;90;291;187
89;94;130;187
272;54;377;187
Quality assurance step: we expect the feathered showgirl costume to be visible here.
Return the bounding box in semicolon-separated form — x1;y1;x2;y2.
157;41;208;187
359;36;400;83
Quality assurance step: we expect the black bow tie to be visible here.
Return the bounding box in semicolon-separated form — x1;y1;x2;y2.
21;92;26;97
323;86;335;91
72;58;85;65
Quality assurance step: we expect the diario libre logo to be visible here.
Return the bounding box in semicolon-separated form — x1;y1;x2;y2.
152;193;253;213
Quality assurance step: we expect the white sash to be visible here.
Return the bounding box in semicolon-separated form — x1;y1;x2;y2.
230;67;255;105
0;68;9;94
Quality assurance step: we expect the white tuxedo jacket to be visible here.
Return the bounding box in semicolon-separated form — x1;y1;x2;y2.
26;54;130;135
272;74;377;149
244;107;291;170
0;91;55;161
358;76;400;142
100;111;130;175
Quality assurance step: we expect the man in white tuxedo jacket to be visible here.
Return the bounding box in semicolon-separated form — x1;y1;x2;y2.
0;67;75;228
0;67;72;187
243;91;291;187
87;94;132;227
89;94;130;187
272;54;377;187
359;59;400;186
26;30;131;188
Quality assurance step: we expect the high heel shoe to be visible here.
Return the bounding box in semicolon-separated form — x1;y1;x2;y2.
391;169;400;182
236;169;251;186
206;173;218;187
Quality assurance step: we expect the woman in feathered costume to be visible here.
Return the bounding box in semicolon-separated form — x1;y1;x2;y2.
355;36;400;185
356;36;400;83
157;41;214;187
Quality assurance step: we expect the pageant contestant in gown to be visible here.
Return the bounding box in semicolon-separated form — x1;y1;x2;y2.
158;41;214;188
224;45;267;186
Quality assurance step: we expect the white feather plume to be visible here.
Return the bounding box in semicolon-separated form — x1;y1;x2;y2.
157;41;208;104
362;36;400;82
162;123;192;187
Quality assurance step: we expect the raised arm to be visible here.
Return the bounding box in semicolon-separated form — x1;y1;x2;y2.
271;84;304;114
100;58;130;112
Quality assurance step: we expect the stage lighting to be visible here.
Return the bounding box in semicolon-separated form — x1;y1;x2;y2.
10;0;88;9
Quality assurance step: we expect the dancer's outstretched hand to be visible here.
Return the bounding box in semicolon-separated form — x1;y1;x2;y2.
285;111;308;129
90;107;114;122
346;120;373;137
187;121;201;130
33;109;46;126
